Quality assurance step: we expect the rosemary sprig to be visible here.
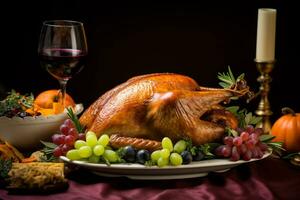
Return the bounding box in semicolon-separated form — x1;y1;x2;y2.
217;66;249;100
218;66;245;89
218;66;236;88
67;107;84;133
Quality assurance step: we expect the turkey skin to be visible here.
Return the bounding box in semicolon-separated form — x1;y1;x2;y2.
79;73;240;145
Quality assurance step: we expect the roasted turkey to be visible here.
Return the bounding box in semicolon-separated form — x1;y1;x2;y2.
79;73;249;145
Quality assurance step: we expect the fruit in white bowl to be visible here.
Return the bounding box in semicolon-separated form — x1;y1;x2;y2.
0;104;83;151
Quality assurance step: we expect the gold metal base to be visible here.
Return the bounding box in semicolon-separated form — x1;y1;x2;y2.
255;60;275;134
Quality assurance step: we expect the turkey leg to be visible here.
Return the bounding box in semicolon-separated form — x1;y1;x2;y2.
147;89;236;145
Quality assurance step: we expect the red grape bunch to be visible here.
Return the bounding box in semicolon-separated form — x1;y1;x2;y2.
51;119;85;157
215;125;269;161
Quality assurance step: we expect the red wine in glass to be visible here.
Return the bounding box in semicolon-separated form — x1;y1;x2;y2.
39;48;87;81
38;20;88;109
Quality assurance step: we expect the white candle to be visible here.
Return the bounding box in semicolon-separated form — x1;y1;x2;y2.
256;8;277;62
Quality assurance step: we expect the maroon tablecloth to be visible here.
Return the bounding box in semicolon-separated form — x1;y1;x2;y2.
1;157;299;200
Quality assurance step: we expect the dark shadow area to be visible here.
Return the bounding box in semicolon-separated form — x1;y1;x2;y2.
67;167;205;190
235;163;252;181
207;172;227;186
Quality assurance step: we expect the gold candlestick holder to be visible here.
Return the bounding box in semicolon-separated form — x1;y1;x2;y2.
255;60;275;134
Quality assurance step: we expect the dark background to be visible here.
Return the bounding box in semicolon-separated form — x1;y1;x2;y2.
0;0;299;122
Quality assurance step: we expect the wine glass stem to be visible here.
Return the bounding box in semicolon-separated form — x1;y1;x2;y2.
59;80;67;109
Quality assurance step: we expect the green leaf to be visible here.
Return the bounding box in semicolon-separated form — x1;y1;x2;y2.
217;74;233;84
226;106;261;128
184;138;193;152
219;82;231;88
200;144;210;155
200;143;218;159
227;66;235;83
40;154;56;162
244;113;252;125
268;142;284;150
244;112;262;126
226;106;240;114
282;152;300;160
267;142;285;156
249;116;262;125
39;140;58;162
116;147;125;158
225;127;238;137
190;146;198;156
40;140;57;149
260;134;285;157
230;96;239;100
0;158;12;179
259;135;275;142
237;73;245;81
101;157;111;166
217;66;240;89
206;143;222;150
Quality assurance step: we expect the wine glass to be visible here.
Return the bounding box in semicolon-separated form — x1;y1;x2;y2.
38;20;87;110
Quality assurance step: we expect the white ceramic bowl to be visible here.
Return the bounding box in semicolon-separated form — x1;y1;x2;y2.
0;104;83;151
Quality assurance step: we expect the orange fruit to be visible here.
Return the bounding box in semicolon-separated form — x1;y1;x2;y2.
34;89;76;109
